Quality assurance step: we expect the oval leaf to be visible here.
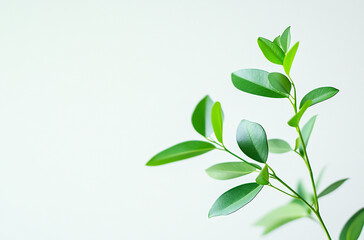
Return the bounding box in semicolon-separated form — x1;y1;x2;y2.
300;87;339;109
211;102;224;143
318;178;348;198
192;95;214;137
236;120;268;163
273;35;282;48
255;203;309;235
280;26;291;53
268;139;292;153
256;164;269;185
208;183;263;217
232;69;286;98
146;141;216;166
205;162;257;180
268;72;292;97
340;208;364;240
287;100;312;127
283;41;299;75
257;37;285;65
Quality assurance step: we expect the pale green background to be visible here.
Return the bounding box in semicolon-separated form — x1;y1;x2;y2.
0;0;363;239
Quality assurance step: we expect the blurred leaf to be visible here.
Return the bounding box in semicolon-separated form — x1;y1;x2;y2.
211;101;224;143
280;26;291;53
268;72;292;97
257;37;285;65
192;95;214;137
205;162;257;180
287;100;312;127
236;120;268;163
283;42;299;75
255;203;309;235
340;208;364;240
292;180;313;212
146;141;216;166
232;69;286;98
316;167;327;190
318;178;349;198
300;87;339;109
208;183;263;217
256;164;269;185
268;139;292;153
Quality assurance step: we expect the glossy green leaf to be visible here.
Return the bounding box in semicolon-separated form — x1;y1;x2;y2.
256;164;269;185
236;120;268;163
318;178;349;198
208;183;263;217
298;115;317;153
146;141;216;166
268;72;292;97
268;139;292;153
273;35;282;48
283;41;299;75
257;37;285;65
192;95;214;137
232;69;286;98
205;162;257;180
287;100;312;127
280;26;291;53
300;87;339;109
294;137;300;151
340;208;364;240
256;203;309;235
211;102;224;143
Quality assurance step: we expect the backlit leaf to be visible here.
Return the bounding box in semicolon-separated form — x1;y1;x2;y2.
283;42;299;75
340;208;364;240
211;101;224;143
256;164;269;185
287;100;312;127
280;26;291;53
146;141;216;166
205;162;257;180
268;139;292;153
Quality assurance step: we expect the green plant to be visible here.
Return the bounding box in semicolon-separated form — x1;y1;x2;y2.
146;27;364;239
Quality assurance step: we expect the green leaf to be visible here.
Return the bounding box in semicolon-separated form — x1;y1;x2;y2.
283;41;299;75
146;141;216;166
300;87;339;109
257;37;285;65
273;35;282;48
211;102;224;143
255;203;309;235
280;26;291;53
256;164;269;185
236;120;268;163
268;139;292;153
316;167;327;190
232;69;286;98
208;183;263;217
318;178;349;198
294;137;300;151
192;95;214;137
205;162;257;180
292;180;313;211
287;100;312;127
268;72;292;97
340;208;364;240
298;115;317;153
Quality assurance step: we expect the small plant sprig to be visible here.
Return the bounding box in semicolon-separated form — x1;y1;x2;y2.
146;27;364;239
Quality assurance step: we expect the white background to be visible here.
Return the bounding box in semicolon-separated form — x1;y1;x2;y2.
0;0;363;239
